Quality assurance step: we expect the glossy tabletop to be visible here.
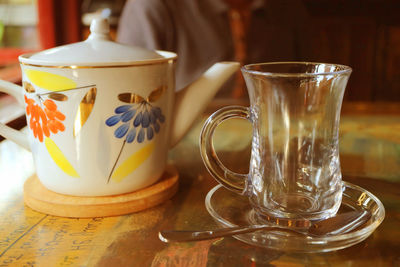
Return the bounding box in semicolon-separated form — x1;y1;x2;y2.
0;102;399;266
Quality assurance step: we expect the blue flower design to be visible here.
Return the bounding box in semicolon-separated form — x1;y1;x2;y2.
105;88;167;183
106;103;165;144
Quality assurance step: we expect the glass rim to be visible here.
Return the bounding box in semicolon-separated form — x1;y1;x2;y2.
241;61;352;77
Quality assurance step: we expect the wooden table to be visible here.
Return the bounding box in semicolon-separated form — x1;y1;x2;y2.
0;102;399;266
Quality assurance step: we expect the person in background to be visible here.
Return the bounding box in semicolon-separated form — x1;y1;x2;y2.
117;0;309;99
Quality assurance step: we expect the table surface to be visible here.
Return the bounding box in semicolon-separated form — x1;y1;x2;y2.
0;102;399;266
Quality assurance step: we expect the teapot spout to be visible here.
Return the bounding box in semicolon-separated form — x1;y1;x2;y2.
170;61;240;147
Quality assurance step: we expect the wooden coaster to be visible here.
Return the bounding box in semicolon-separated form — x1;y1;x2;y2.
24;165;179;218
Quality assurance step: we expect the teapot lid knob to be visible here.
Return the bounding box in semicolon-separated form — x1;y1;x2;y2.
88;18;111;40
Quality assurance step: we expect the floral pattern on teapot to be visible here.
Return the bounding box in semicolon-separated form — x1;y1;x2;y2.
105;86;166;183
22;69;168;184
23;69;98;179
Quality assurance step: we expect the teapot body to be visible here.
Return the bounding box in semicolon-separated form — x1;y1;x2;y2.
20;56;176;196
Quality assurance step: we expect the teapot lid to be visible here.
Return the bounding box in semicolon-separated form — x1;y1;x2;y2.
25;18;166;66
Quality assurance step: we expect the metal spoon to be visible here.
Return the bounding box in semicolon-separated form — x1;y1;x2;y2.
159;210;371;243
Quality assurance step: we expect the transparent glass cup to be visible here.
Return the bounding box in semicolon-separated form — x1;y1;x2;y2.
200;62;352;223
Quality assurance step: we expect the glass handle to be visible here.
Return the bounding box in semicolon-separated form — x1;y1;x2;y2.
199;106;250;194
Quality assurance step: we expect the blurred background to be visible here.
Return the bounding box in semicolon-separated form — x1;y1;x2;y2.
0;0;399;102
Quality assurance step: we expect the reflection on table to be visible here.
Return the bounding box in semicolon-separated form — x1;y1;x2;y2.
0;102;399;266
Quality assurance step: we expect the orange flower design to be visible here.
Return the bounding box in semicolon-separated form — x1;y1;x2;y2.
25;95;65;142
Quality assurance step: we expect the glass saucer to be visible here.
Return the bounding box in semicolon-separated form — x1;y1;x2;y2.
205;182;385;253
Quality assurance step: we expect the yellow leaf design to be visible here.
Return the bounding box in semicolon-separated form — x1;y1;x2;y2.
44;137;79;178
147;85;166;102
25;69;77;91
111;142;155;183
73;87;97;137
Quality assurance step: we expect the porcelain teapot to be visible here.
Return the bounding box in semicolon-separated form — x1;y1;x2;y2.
0;19;239;196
